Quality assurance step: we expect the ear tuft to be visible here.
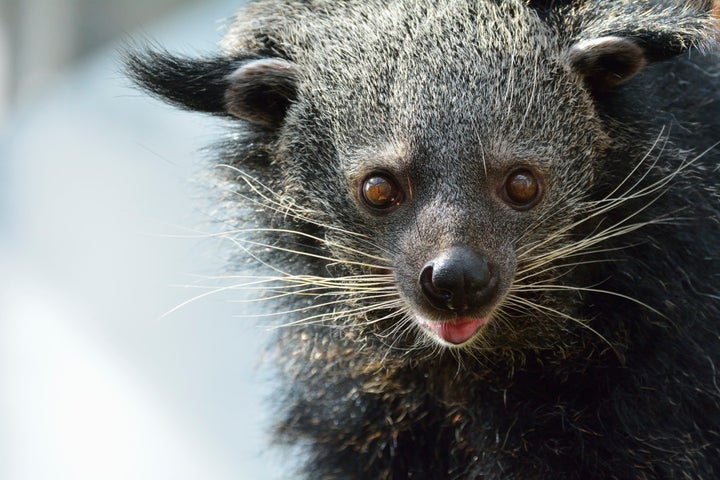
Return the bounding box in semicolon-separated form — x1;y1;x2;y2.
125;49;299;128
124;49;240;115
566;1;719;91
224;58;299;127
567;36;647;90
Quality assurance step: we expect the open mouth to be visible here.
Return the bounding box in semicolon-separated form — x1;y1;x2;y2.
418;317;490;345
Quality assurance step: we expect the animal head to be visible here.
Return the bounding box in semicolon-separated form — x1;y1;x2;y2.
127;0;718;354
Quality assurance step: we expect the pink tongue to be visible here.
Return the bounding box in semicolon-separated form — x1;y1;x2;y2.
425;317;488;344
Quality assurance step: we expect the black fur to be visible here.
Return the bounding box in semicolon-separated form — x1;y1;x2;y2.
127;1;720;478
125;49;243;115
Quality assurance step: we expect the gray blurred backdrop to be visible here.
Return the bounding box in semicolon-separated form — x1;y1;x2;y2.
1;1;291;478
1;0;196;117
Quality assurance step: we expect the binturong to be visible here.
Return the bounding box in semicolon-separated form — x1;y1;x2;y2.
126;0;720;478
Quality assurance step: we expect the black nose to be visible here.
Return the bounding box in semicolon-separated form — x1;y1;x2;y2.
419;246;497;312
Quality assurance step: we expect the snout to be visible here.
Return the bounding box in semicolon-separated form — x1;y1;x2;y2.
419;246;498;313
412;246;501;345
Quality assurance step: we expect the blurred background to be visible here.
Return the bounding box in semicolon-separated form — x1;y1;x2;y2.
1;1;291;478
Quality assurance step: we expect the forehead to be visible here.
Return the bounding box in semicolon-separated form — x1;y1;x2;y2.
298;1;557;84
290;1;598;174
300;4;567;123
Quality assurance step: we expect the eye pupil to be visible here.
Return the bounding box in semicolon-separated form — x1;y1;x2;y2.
504;169;540;207
365;177;394;204
360;173;402;212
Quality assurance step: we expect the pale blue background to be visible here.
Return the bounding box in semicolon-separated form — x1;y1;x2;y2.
1;2;293;478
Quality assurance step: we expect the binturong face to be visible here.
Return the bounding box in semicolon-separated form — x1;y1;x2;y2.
301;3;604;348
127;0;719;355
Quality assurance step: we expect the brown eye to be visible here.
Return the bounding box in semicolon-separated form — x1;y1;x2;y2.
360;173;403;212
502;168;542;209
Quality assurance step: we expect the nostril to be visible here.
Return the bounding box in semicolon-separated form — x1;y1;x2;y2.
419;264;453;310
418;247;498;312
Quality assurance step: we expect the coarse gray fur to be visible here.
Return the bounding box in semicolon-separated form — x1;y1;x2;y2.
127;0;720;478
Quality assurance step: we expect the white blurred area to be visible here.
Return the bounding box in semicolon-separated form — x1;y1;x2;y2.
1;1;289;478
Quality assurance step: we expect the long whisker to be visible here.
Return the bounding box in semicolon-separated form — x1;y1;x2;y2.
218;163;375;239
513;257;620;284
228;228;392;264
221;234;390;271
217;164;405;261
230;285;397;303
503;295;621;360
268;298;405;329
511;284;667;319
515;130;681;262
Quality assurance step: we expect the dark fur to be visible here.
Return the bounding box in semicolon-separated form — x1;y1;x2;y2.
127;1;720;478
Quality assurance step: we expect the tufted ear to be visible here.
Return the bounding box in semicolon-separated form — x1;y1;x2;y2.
567;36;647;90
125;50;298;128
566;0;719;91
224;58;298;127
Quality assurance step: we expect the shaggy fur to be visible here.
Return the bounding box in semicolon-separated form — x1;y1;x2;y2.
127;1;720;478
